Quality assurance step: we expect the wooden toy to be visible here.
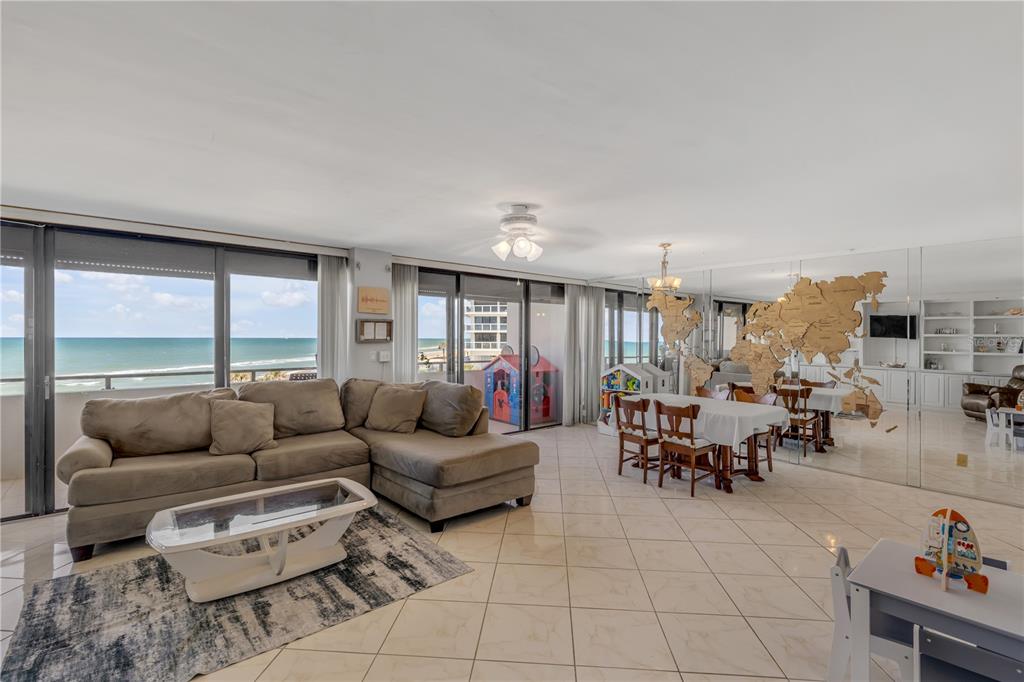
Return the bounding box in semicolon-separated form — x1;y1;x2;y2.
914;508;988;594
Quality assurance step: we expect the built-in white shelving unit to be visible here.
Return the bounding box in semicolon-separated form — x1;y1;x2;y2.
921;298;1024;374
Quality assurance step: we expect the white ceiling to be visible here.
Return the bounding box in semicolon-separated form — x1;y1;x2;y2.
2;2;1021;283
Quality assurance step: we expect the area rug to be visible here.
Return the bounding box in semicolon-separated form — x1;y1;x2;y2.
0;508;470;682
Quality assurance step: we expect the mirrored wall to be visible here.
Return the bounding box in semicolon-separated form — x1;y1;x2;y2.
678;236;1023;506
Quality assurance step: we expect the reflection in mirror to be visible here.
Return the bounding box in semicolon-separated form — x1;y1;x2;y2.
919;236;1024;506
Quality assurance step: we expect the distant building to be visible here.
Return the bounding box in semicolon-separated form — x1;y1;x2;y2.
464;301;508;361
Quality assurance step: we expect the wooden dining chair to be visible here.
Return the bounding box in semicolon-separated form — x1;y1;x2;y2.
777;386;821;457
728;382;755;400
733;390;775;472
697;386;730;400
614;395;660;483
653;401;719;495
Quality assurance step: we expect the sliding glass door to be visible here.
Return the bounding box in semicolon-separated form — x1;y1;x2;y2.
417;271;458;382
527;283;565;428
461;275;524;433
1;223;39;518
225;250;318;385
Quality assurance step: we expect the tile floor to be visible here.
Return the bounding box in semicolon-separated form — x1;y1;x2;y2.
1;424;1023;681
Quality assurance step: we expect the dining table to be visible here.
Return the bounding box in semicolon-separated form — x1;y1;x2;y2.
729;382;853;449
645;392;790;492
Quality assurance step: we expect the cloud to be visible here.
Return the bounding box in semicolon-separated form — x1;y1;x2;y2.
54;271;74;284
231;319;255;333
109;303;131;318
420;301;444;318
260;283;312;308
82;272;149;300
152;292;207;310
9;313;24;324
1;289;24;303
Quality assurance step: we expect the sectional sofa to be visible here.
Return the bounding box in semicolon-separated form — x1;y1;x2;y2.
58;378;539;560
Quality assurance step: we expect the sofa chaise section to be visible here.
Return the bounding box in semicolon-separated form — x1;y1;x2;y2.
343;378;540;532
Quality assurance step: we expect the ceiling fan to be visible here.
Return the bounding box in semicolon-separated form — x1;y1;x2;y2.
491;203;544;262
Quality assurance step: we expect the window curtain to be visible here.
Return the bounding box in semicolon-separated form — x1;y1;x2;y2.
563;284;605;425
317;255;349;384
392;263;419;383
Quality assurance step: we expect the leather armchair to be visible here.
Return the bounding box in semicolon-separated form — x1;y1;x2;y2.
994;365;1024;409
962;365;1024;420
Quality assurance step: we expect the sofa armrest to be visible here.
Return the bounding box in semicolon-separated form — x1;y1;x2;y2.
57;435;113;485
470;407;490;435
994;387;1022;409
962;383;992;396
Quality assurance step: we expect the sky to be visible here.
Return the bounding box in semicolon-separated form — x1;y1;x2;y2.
0;265;316;338
418;295;446;339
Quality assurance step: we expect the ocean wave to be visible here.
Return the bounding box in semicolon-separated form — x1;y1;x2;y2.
230;356;315;368
54;356;316;378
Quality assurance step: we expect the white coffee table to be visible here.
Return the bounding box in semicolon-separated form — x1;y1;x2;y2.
146;478;377;602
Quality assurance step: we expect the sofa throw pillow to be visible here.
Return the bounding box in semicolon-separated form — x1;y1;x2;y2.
209;400;278;455
365;385;428;433
237;378;344;439
81;387;236;456
420;381;483;437
341;378;382;430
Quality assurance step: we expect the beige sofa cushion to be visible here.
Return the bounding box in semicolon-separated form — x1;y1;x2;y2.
210;400;278;455
341;378;381;429
237;378;344;438
365;385;427;433
81;387;236;456
68;451;255;506
252;430;369;481
420;381;484;437
351;427;539;487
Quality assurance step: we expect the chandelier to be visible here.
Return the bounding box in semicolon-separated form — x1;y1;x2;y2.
492;204;543;262
647;243;682;292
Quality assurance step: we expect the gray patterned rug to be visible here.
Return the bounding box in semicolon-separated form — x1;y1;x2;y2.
0;509;469;682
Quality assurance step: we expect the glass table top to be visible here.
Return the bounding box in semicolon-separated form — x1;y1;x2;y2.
147;479;372;550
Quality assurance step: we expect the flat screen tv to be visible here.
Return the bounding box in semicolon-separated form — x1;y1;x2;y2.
869;315;917;339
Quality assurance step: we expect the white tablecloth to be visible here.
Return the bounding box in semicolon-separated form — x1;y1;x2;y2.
645;393;790;451
725;382;852;413
799;387;852;413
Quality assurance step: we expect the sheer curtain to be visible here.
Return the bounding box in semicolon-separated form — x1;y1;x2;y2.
563;284;605;425
317;255;349;383
392;263;419;383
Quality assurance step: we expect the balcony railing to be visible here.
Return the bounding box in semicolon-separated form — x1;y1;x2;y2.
0;366;317;391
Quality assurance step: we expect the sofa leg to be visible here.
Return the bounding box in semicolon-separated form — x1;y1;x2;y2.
70;544;94;562
429;520;445;533
516;495;533;507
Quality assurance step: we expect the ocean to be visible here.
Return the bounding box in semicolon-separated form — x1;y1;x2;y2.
0;338;316;394
0;337;651;395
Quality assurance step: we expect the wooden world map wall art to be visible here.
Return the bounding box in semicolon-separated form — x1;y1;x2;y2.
646;291;715;393
730;271;890;427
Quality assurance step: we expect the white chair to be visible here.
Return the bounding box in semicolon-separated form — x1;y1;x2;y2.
827;547;915;682
985;407;1019;451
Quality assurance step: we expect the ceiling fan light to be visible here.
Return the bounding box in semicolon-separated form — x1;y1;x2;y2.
525;242;543;261
511;236;533;258
491;239;512;261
